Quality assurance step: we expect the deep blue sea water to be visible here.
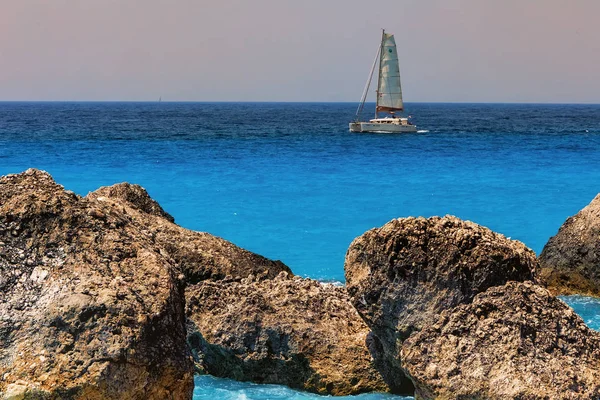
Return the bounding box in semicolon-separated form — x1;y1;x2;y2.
1;102;599;399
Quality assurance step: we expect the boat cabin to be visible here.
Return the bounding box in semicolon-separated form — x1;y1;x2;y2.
369;117;413;126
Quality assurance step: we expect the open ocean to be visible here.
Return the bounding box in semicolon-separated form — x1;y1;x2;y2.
1;101;599;399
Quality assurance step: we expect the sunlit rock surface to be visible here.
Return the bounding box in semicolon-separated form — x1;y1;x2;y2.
403;282;600;400
344;216;537;393
0;169;193;399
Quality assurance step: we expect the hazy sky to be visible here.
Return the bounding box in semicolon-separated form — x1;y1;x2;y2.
1;0;599;102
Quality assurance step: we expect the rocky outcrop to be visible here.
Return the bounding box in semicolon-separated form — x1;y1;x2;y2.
87;184;291;283
0;169;193;399
402;281;600;400
0;170;289;399
344;216;538;393
185;272;388;396
539;194;600;297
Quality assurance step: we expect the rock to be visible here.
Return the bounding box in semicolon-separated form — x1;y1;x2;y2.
87;184;291;283
0;170;195;399
344;215;537;393
186;272;388;396
539;194;600;296
92;182;176;222
402;281;600;400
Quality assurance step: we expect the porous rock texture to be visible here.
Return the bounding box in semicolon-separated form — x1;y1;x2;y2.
344;215;538;393
539;194;600;297
0;169;193;399
186;271;388;396
402;281;600;400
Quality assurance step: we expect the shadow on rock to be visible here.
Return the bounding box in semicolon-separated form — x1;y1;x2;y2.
540;193;600;297
185;272;389;396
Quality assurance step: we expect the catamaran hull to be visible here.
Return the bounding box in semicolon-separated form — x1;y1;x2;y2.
349;122;417;133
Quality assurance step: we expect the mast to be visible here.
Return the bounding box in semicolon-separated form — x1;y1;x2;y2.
375;29;385;119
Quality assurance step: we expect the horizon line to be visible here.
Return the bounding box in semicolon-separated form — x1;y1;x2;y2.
1;100;600;106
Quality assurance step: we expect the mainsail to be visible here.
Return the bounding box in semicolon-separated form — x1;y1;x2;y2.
376;32;404;112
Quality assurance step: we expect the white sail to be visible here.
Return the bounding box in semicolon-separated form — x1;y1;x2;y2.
376;33;404;112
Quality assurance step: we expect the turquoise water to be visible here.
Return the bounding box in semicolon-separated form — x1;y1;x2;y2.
1;102;599;398
561;295;600;329
193;375;408;400
2;102;600;281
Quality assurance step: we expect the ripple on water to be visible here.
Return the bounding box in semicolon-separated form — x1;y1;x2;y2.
560;295;600;330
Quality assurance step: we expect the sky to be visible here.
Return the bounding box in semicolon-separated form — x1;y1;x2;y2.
1;0;599;103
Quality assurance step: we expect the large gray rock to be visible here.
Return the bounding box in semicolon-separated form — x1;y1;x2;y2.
540;194;600;297
402;281;600;400
344;216;537;393
0;169;194;399
186;272;389;396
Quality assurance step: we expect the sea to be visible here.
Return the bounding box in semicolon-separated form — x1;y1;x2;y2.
1;101;599;399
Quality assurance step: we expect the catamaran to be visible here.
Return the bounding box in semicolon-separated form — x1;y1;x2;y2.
349;30;417;133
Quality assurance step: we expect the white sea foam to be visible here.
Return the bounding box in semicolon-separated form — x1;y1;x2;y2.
193;375;408;399
559;295;600;331
319;280;344;287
